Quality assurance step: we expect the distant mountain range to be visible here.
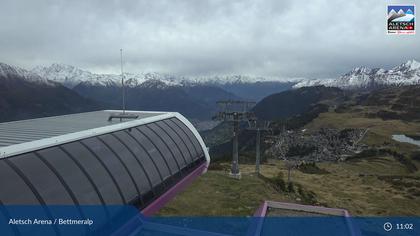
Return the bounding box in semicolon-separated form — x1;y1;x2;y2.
1;59;420;122
31;64;296;101
8;59;420;98
294;60;420;90
0;63;101;122
3;63;296;120
5;59;420;91
31;63;298;88
2;63;273;121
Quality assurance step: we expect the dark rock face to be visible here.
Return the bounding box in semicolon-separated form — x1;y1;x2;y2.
253;86;344;120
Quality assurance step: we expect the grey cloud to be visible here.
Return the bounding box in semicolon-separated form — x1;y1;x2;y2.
0;0;418;78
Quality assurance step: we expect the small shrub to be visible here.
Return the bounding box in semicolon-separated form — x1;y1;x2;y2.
393;154;418;173
412;190;420;197
297;185;304;196
272;172;287;192
297;162;330;174
296;184;317;204
302;190;317;204
287;182;295;193
411;151;420;162
260;172;287;192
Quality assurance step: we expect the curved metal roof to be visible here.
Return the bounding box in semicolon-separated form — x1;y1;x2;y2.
0;110;210;213
0;110;165;148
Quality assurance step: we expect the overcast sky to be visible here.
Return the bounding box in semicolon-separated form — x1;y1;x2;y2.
0;0;418;79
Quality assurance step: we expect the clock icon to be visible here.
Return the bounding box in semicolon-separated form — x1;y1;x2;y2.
384;222;393;232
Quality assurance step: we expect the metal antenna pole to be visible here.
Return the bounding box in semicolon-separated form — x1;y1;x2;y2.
120;48;126;114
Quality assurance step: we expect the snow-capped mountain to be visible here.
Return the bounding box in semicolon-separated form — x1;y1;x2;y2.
294;60;420;90
0;62;55;86
181;75;301;85
5;59;420;93
31;63;299;89
1;62;296;117
0;62;102;122
31;63;153;88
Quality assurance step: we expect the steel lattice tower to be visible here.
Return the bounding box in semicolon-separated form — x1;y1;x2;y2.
247;119;271;174
213;100;256;179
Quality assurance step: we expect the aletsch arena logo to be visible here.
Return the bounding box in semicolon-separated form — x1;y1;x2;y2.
387;5;415;35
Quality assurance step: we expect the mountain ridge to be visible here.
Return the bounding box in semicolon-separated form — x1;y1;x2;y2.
31;63;300;89
0;62;56;86
0;63;102;122
294;60;420;90
4;59;420;92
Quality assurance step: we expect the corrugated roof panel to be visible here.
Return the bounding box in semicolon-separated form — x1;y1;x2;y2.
0;110;166;149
